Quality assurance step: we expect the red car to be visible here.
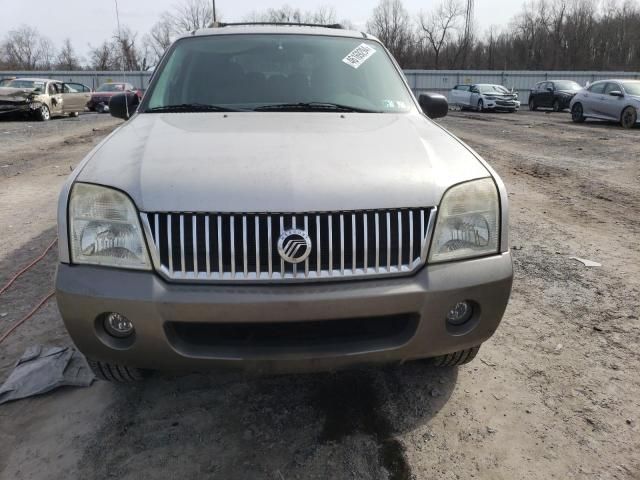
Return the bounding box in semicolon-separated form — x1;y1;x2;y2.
88;82;144;112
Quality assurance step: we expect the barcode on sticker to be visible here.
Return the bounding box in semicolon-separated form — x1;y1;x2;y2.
342;43;376;69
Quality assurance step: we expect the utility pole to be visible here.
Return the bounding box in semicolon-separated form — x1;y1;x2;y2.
212;0;217;23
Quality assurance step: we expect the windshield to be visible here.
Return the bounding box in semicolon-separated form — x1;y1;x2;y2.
554;81;581;91
97;83;125;92
144;34;415;113
622;81;640;96
6;80;45;91
478;85;510;94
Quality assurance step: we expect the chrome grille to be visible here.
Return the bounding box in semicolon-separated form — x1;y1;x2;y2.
141;208;436;282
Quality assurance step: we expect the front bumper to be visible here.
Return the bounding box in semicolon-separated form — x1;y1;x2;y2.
56;253;513;374
485;99;520;111
0;101;40;115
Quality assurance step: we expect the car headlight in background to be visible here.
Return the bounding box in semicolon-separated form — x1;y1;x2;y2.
429;178;500;263
69;183;151;270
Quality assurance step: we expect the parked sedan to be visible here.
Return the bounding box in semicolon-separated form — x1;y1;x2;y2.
0;78;91;120
449;84;520;112
88;82;144;112
528;80;582;112
570;80;640;129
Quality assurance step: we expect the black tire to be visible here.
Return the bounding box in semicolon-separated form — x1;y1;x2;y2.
552;99;561;112
69;111;80;118
571;103;585;123
88;359;146;383
621;106;637;129
38;104;50;121
477;99;484;112
528;98;537;111
430;346;480;367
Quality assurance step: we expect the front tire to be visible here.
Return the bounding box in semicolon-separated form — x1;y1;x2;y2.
38;104;50;121
571;103;585;123
88;359;146;383
529;98;537;111
621;106;637;129
430;346;480;367
477;99;484;112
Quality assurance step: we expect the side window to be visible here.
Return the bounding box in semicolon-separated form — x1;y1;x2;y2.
461;85;470;92
48;83;58;95
603;83;619;94
589;83;605;94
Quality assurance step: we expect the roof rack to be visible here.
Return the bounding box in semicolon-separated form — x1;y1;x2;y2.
212;22;344;29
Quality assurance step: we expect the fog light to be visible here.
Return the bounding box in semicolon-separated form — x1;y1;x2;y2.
103;312;134;338
446;301;474;326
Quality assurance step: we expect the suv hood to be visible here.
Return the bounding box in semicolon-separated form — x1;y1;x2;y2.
77;112;490;212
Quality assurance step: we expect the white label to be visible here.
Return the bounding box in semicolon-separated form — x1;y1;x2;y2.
342;43;376;69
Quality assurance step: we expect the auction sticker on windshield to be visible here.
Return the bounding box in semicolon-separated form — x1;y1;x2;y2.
342;43;376;69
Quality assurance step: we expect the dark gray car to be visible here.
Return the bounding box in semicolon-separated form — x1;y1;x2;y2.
55;25;513;382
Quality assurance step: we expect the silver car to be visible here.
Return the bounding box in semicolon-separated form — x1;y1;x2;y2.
55;24;513;382
570;79;640;129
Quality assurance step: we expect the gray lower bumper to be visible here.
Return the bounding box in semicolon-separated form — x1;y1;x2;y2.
55;253;513;374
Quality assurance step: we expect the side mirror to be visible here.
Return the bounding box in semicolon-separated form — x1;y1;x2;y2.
546;87;554;92
609;90;624;97
109;92;140;120
419;93;448;119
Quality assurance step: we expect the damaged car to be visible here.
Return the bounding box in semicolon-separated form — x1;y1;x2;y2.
449;84;520;112
88;82;144;113
0;78;91;121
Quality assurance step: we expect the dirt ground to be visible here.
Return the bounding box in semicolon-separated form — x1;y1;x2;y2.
0;110;638;480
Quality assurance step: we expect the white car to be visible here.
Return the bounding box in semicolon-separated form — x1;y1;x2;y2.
449;84;520;112
570;79;640;129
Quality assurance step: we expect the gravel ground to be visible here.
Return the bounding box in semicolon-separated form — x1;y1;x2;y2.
0;109;638;480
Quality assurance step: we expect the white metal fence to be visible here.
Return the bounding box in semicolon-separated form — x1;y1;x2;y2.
2;69;639;103
404;70;640;102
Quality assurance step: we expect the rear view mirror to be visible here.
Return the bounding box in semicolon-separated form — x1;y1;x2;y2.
109;92;140;120
419;94;448;119
609;90;624;97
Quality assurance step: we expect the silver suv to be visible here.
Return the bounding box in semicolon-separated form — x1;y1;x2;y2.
55;24;513;382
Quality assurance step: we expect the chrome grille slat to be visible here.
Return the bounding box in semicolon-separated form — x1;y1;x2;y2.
179;214;185;275
217;215;223;276
192;215;198;275
230;215;236;276
144;208;436;283
375;212;380;272
205;216;210;275
255;216;260;277
351;214;356;273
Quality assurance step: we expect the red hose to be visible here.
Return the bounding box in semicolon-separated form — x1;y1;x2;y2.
0;291;55;345
0;238;57;295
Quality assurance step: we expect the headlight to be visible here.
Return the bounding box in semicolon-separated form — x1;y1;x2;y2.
69;183;151;270
429;178;500;263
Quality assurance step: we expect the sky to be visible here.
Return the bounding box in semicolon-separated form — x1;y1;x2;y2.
0;0;526;59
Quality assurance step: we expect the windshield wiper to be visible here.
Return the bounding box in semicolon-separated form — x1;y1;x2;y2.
144;103;238;113
253;102;378;113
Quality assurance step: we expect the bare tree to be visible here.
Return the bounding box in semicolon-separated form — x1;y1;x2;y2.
418;0;463;69
145;17;173;66
245;5;339;24
167;0;215;32
55;38;81;70
367;0;414;64
89;41;117;71
1;25;55;70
